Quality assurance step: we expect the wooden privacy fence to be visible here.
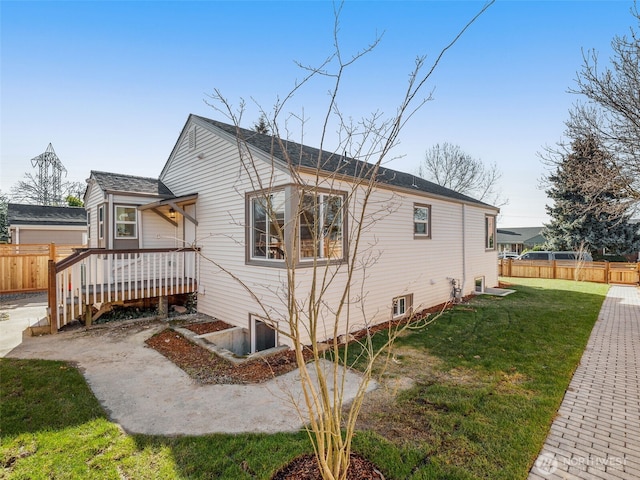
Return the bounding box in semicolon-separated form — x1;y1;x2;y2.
0;243;84;294
499;259;640;285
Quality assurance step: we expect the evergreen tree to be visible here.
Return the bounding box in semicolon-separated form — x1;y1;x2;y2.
543;135;640;255
0;191;8;242
253;114;270;135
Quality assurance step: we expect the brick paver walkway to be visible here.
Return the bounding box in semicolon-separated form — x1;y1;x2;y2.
529;285;640;479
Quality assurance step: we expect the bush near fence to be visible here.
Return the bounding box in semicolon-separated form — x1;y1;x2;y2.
499;258;640;285
0;243;84;294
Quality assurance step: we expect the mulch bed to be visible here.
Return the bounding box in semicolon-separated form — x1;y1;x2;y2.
271;453;385;480
145;322;311;384
146;299;465;385
182;320;234;335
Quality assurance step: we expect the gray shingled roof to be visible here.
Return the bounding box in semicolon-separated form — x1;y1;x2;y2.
194;115;495;208
497;227;546;245
91;171;174;197
7;203;87;226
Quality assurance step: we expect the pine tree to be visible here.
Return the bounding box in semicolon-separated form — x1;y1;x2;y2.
543;135;640;255
253;114;270;135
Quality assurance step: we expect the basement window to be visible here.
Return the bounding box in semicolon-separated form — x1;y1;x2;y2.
392;294;413;318
250;315;277;353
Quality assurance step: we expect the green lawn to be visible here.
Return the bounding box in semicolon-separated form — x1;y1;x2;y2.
1;278;609;479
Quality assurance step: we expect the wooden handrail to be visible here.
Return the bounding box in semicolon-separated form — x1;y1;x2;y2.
55;247;201;272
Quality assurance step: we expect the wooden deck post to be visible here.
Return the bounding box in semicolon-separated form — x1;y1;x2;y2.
47;260;57;334
48;243;56;261
158;296;168;319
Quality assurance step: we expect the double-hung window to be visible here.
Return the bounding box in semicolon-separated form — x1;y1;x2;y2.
115;206;137;238
414;204;431;238
251;190;286;260
299;193;344;260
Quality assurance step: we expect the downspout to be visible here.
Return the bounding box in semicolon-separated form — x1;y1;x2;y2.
462;203;466;296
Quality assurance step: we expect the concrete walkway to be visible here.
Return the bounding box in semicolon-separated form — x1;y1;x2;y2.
4;316;374;436
530;285;640;480
0;293;48;357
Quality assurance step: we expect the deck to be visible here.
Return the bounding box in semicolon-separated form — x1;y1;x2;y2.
49;248;200;332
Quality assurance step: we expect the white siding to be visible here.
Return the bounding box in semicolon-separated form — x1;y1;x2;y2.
160;118;499;346
141;210;178;248
84;180;104;248
161;118;292;337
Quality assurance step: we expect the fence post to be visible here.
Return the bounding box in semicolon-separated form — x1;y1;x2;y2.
552;260;557;280
605;261;610;284
48;260;57;334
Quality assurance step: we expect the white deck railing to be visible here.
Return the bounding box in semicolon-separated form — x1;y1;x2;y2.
49;248;199;331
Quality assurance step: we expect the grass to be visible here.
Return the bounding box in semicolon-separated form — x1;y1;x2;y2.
1;278;609;479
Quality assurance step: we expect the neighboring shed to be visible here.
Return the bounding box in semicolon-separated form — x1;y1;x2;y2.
7;203;87;245
497;227;545;254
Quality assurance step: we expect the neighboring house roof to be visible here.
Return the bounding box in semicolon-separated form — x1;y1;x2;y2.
90;171;174;197
7;203;87;226
497;227;545;246
186;115;497;210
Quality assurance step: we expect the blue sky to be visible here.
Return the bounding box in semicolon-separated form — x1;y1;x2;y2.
1;0;635;227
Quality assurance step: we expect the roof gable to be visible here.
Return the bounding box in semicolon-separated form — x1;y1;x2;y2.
185;114;495;209
90;171;174;197
7;203;87;226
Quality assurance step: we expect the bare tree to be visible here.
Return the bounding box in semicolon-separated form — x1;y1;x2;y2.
416;142;506;207
561;3;640;216
11;174;85;207
201;3;494;479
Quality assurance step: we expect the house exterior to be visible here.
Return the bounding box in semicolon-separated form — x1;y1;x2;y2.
497;227;545;255
7;203;87;245
84;171;197;250
83;114;499;350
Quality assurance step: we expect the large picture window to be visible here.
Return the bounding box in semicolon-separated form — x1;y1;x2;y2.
485;215;496;250
299;193;343;260
251;191;286;260
115;206;137;238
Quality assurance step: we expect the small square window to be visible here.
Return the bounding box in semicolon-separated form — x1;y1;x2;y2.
115;205;137;239
392;294;412;318
414;204;431;238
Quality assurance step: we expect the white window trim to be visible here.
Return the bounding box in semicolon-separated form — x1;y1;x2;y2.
392;295;410;318
98;205;104;240
115;205;138;240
